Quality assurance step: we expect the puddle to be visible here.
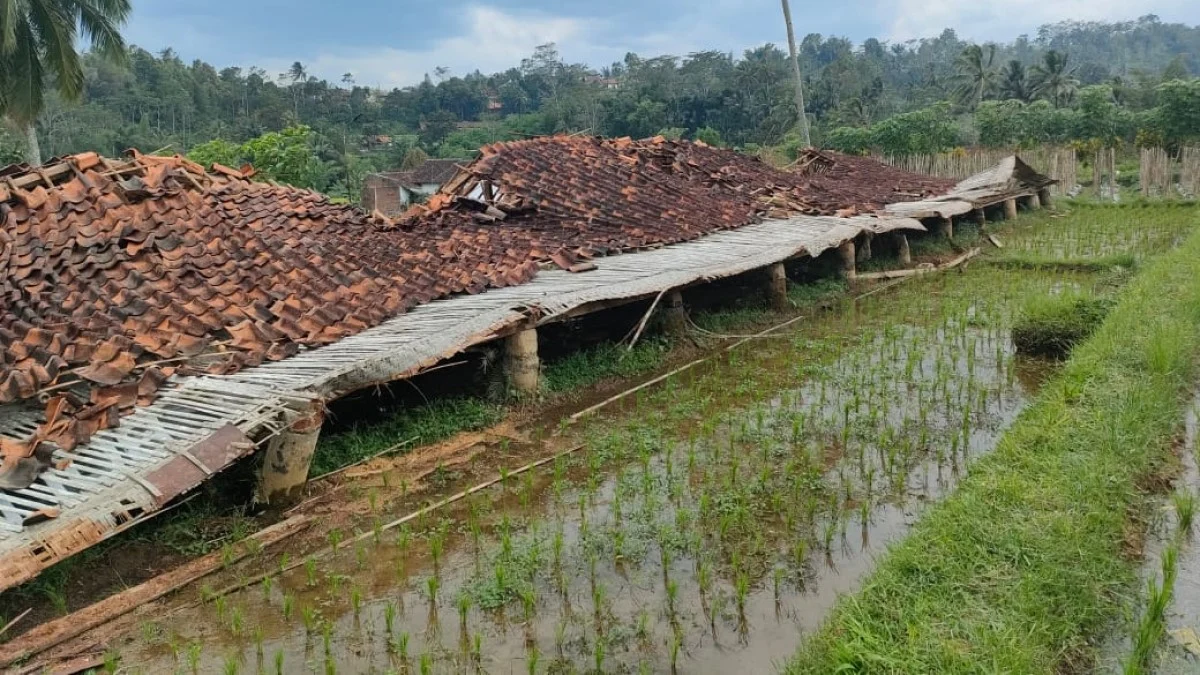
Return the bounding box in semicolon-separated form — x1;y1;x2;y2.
99;265;1074;675
1096;394;1200;674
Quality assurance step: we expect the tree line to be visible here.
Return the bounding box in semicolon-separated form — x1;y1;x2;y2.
2;11;1199;198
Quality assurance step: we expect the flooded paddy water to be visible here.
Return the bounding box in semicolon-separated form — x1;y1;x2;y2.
36;207;1198;674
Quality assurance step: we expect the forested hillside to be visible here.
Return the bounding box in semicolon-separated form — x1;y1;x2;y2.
2;14;1197;200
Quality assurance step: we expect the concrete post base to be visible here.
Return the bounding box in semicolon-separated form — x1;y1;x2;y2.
664;290;689;335
1004;198;1018;220
1038;188;1052;209
1027;192;1041;210
975;208;986;227
857;234;873;262
767;263;789;311
258;404;324;505
895;232;912;266
838;241;857;281
504;327;540;397
940;217;954;240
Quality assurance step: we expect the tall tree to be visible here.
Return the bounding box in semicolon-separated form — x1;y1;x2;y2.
283;61;306;118
0;0;131;165
779;0;810;146
998;60;1033;102
1031;50;1079;107
953;44;998;110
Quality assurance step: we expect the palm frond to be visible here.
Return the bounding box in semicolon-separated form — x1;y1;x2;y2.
26;0;84;100
0;15;45;124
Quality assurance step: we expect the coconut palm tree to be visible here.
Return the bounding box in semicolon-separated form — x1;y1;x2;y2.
953;44;997;110
998;60;1033;102
282;61;307;118
0;0;131;165
1031;50;1079;108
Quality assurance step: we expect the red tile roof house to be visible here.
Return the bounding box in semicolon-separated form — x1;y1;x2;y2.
0;137;1052;594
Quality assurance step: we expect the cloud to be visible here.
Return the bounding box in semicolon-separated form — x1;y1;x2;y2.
262;5;593;88
883;0;1195;43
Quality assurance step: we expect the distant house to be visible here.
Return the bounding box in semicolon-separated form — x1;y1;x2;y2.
363;134;393;149
583;73;620;89
361;158;467;216
487;95;504;111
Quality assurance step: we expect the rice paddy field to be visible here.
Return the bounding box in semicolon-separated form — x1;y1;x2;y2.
15;201;1200;674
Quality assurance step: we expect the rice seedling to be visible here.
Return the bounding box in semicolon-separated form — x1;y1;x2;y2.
305;556;318;587
302;605;319;635
385;601;397;636
1173;490;1196;536
394;631;411;661
1125;544;1180;674
282;593;295;621
187;642;202;674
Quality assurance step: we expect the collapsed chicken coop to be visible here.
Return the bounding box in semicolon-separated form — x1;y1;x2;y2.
0;137;1054;590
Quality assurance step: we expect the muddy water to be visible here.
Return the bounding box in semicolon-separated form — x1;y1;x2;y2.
120;268;1069;674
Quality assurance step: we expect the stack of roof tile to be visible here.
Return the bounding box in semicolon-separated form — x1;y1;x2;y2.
0;137;951;488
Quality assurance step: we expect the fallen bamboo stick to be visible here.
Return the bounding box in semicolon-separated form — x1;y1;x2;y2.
0;515;310;668
855;248;980;280
0;609;31;639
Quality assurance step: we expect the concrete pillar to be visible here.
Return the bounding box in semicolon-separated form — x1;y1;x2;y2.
767;263;789;311
895;232;912;266
1025;193;1041;210
504;327;540;396
940;217;954;240
1003;198;1018;220
857;234;873;262
664;290;689;335
838;241;857;281
259;404;324;505
974;208;986;227
1037;187;1053;209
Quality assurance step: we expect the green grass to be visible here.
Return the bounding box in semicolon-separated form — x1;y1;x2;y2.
314;398;503;476
786;219;1200;674
988;252;1138;273
1011;292;1113;358
542;338;671;393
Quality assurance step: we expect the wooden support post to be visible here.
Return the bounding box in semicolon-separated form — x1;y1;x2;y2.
767;263;789;311
895;232;912;266
1037;187;1052;209
258;404;324;505
838;241;857;281
857;234;873;262
974;208;986;227
1003;198;1018;220
1026;192;1041;210
504;326;540;397
664;290;688;335
940;217;954;240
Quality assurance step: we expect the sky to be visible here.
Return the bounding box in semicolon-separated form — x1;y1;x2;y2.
126;0;1200;88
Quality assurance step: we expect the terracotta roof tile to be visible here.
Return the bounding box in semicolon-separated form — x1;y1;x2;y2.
0;138;949;488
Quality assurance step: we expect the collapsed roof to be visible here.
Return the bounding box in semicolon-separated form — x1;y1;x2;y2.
0;137;951;489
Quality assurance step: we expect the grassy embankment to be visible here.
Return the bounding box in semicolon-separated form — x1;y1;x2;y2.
786;212;1200;673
